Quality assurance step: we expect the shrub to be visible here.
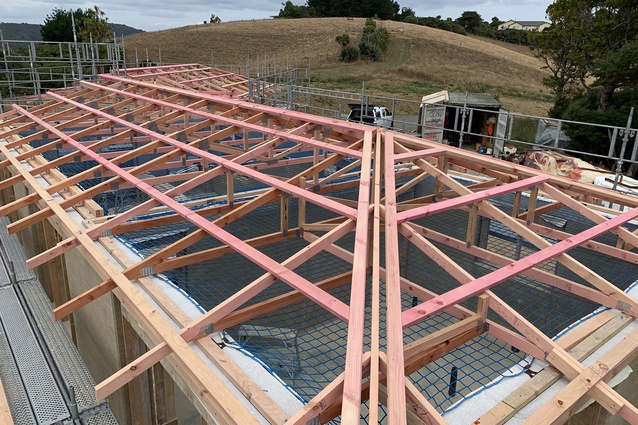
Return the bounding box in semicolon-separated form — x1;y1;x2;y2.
404;15;418;24
363;18;377;35
339;45;360;62
335;33;350;47
358;40;381;61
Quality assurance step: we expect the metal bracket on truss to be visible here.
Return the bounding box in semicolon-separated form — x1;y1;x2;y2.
200;323;215;337
616;301;632;314
98;229;112;237
177;131;188;142
139;266;155;277
478;321;490;333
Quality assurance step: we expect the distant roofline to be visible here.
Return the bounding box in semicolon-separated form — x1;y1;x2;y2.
500;20;550;26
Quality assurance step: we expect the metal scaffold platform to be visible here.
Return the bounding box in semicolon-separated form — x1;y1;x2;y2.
0;215;118;425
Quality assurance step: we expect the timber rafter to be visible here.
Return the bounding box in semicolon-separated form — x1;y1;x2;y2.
2;66;638;425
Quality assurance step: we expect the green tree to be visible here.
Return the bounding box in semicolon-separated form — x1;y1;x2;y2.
209;14;222;23
306;0;398;19
278;1;311;18
489;16;503;28
531;0;638;115
395;6;415;21
41;6;111;43
40;8;86;42
456;11;483;33
79;6;111;42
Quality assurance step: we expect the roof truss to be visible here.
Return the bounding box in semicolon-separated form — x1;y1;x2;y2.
2;67;638;424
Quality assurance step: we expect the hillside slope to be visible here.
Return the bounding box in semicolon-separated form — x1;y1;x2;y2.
124;18;552;115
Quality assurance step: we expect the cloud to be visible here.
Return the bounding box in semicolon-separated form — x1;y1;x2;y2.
1;0;549;31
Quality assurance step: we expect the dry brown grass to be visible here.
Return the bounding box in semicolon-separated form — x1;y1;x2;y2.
124;18;553;115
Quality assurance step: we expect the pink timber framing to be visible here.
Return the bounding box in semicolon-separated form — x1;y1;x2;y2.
1;65;638;425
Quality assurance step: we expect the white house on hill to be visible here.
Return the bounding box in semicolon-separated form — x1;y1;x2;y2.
498;20;550;31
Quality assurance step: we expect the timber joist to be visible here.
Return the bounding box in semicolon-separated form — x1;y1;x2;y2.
1;66;638;424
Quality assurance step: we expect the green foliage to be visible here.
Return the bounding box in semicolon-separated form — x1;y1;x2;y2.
532;0;638;115
496;28;532;45
336;19;388;62
278;1;312;18
404;15;418;24
359;20;389;61
561;88;638;161
490;17;503;28
79;5;111;42
395;7;415;21
40;6;111;43
363;18;376;35
456;11;482;33
209;14;222;23
306;0;398;20
0;23;43;41
339;45;360;62
358;40;382;61
416;16;467;35
335;34;350;47
41;8;86;42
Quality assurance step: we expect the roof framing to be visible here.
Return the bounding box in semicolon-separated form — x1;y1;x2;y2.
2;66;638;424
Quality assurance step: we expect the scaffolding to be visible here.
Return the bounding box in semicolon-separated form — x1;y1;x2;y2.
0;35;125;110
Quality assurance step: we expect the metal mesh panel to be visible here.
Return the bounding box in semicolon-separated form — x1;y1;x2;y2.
0;297;37;425
18;280;119;425
0;216;118;424
0;218;36;283
0;286;70;424
111;165;638;418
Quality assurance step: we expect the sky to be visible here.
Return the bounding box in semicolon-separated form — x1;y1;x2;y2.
0;0;550;32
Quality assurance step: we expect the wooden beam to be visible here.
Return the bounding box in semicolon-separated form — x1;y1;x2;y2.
320;316;485;423
541;183;638;250
303;229;547;360
383;133;407;425
97;219;356;399
0;374;13;425
368;130;383;425
490;295;638;424
524;325;638;424
476;313;629;425
404;222;622;313
395;176;548;223
214;271;353;332
0;143;261;425
286;353;372;425
398;147;638;328
101;237;288;425
82;79;365;160
340;130;373;424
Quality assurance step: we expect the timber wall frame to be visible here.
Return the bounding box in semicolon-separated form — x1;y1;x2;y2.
1;66;638;424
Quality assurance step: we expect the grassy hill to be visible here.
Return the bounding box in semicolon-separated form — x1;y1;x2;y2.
124;17;553;116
